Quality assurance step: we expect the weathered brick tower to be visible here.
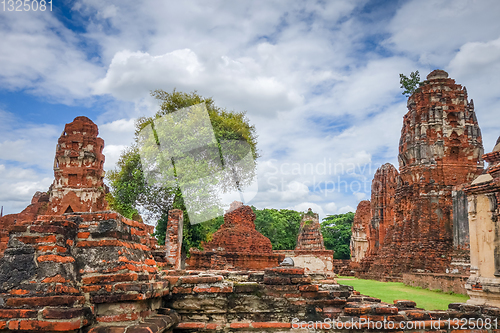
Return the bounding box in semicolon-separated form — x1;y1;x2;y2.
358;70;484;278
295;209;326;251
47;116;107;214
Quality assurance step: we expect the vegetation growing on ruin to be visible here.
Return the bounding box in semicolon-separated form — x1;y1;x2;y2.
321;212;354;259
399;71;423;97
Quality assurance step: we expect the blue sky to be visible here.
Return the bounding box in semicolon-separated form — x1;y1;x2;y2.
1;0;500;221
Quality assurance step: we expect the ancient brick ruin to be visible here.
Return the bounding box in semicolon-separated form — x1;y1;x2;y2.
0;114;498;332
186;202;284;270
464;137;500;307
295;209;325;251
275;209;334;276
48;116;108;215
0;117;177;332
350;200;371;263
356;70;484;281
0;192;49;257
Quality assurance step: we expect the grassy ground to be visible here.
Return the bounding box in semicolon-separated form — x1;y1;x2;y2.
337;277;469;310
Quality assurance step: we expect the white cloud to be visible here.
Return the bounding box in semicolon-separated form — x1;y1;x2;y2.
338;205;355;214
290;202;326;220
324;202;338;215
93;49;303;116
0;11;103;103
0;164;52;214
386;0;500;66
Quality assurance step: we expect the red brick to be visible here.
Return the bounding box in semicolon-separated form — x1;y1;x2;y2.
6;295;85;307
82;273;138;284
251;322;292;328
97;312;139;322
90;293;145;304
265;267;305;275
37;245;67;253
41;274;70;283
81;285;101;292
299;284;318;292
42;307;87;319
180;276;223;284
374;306;399;314
165;276;179;286
10;289;29;295
358;71;483;277
17;318;83;331
177;322;206;329
230;322;250;328
172;287;193;294
0;309;38;318
344;307;371;315
88;327;126;333
17;235;57;244
263;276;291;285
205;323;222;330
291;276;311;284
37;254;75;263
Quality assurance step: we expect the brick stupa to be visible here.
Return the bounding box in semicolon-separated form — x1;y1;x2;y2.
295;209;325;251
187;202;283;270
47;116;107;214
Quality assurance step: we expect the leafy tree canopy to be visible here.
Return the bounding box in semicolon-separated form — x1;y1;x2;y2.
106;89;258;254
252;207;302;250
321;212;354;259
399;71;423;97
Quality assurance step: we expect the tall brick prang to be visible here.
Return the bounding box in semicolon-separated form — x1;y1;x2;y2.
357;70;484;279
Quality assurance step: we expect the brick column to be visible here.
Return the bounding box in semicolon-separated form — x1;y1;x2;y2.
166;209;183;270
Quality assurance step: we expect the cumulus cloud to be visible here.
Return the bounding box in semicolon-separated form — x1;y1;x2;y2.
386;0;500;66
0;11;103;103
0;164;52;214
93;49;303;116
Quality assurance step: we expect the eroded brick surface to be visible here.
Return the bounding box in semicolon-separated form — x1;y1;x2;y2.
356;70;484;279
47;116;108;215
296;209;325;251
350;200;371;262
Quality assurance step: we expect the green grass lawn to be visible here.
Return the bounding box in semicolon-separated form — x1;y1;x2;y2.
336;277;469;310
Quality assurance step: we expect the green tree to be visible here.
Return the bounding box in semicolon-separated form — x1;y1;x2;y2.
107;89;258;254
399;71;423;97
321;212;354;259
252;207;302;250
